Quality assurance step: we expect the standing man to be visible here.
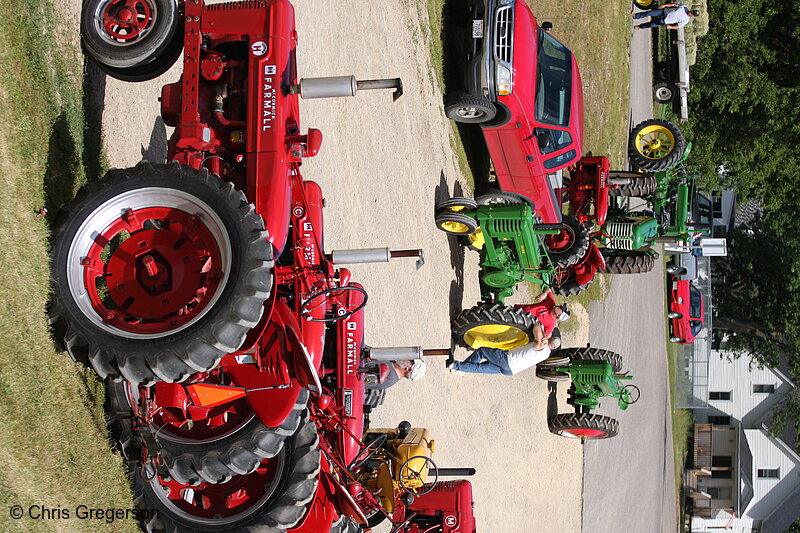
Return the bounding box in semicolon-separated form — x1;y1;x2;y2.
633;3;700;30
447;320;551;376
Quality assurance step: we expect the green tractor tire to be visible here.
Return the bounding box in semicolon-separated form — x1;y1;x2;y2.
452;303;535;350
600;251;656;275
558;346;623;373
553;275;594;298
548;413;619;439
628;119;686;172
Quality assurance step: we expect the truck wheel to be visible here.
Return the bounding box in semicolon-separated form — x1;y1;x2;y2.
452;303;535;350
558;346;623;372
544;215;590;268
653;82;675;104
81;0;181;69
435;212;478;235
134;414;321;533
607;172;657;197
444;91;497;124
600;251;655;274
628;119;686;172
49;162;273;384
435;197;477;215
666;264;687;276
548;413;618;439
475;190;532;208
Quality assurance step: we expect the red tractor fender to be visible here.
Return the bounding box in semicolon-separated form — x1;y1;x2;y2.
406;479;477;533
569;242;605;285
567;156;611;226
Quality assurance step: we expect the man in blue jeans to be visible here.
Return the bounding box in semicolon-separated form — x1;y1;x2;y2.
633;3;700;30
447;321;551;376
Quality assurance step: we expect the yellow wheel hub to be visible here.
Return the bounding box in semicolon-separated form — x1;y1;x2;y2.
635;124;675;160
463;324;530;349
468;228;485;250
440;220;471;234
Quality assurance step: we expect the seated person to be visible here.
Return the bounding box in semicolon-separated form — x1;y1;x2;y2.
362;359;427;390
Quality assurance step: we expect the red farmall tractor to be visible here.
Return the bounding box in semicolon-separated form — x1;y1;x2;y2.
51;0;478;531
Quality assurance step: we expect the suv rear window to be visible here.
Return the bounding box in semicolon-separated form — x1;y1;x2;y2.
535;30;572;127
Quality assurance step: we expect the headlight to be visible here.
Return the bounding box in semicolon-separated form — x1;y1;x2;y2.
496;64;513;95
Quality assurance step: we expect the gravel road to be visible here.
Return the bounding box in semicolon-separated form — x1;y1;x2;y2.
580;21;678;533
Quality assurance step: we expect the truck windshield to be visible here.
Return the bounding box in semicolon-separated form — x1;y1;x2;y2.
535;30;572;127
689;285;702;319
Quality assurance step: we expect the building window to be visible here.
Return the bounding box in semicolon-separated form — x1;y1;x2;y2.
709;391;732;401
712;456;732;467
753;384;775;394
757;468;779;479
707;487;732;500
708;415;731;425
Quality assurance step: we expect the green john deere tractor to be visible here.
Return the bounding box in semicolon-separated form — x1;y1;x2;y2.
434;195;587;351
536;347;639;439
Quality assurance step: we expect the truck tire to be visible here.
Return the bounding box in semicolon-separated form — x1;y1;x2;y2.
452;303;536;350
475;189;533;209
49;162;273;384
444;91;497;124
653;82;675;104
607;172;657;197
558;346;623;372
134;413;321;533
81;0;181;69
548;413;618;439
628;119;686;172
543;215;590;268
600;251;655;275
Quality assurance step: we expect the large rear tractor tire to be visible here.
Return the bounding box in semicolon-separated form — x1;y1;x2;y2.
548;413;619;439
600;251;655;275
607;172;657;197
134;413;321;533
452;303;536;350
552;274;593;297
558;346;623;372
628;119;686;172
444;91;496;124
543;215;590;269
81;0;181;69
49;162;273;385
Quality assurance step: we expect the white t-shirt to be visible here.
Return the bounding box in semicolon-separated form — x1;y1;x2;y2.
506;343;552;375
664;6;690;27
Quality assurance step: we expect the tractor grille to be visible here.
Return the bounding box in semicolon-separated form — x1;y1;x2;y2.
494;6;513;63
605;221;635;250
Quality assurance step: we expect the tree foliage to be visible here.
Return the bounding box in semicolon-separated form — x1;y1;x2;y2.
685;0;800;212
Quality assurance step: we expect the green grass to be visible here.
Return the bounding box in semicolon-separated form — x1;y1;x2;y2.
667;322;694;531
0;2;136;532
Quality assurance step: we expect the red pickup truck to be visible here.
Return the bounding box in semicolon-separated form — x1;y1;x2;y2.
445;0;584;224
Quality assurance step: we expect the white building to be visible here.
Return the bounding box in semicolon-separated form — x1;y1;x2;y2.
687;347;799;532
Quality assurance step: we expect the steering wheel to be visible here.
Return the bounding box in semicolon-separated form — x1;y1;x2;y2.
398;455;439;495
299;285;368;323
620;384;641;405
349;433;389;471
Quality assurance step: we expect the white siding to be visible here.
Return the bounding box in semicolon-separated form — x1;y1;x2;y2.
743;430;800;519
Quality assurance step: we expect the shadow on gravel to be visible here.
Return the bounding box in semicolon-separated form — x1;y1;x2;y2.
434;171;467;359
546;382;559;418
83;58;107;181
141;117;169;163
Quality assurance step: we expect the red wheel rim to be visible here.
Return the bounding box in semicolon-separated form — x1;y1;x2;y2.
560;427;607;439
82;206;224;335
150;454;287;525
101;0;154;43
545;227;575;253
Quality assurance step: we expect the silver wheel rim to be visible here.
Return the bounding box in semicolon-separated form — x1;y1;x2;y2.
656;87;673;101
66;187;232;340
91;0;158;47
456;106;485;119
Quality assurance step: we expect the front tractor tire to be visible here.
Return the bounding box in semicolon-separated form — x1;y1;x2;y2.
558;346;623;373
600;251;655;275
49;162;274;384
81;0;181;70
452;303;536;350
435;212;478;235
628;119;686;172
548;413;619;439
444;91;497;124
543;215;590;269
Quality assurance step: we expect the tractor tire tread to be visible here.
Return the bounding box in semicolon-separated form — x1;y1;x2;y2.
600;252;656;275
547;413;619;439
557;347;623;372
452;303;534;349
628;119;686;172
